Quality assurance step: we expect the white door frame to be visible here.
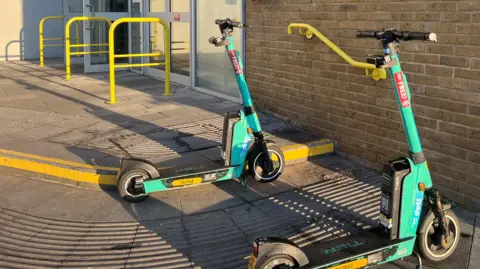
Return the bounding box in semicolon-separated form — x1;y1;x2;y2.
143;0;192;87
82;0;129;73
129;0;144;75
62;0;84;65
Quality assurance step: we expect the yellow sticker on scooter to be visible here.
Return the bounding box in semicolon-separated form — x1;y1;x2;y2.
327;258;367;269
247;254;257;269
172;177;202;187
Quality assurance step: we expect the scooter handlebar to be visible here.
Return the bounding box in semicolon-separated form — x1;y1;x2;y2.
356;29;437;42
215;18;246;28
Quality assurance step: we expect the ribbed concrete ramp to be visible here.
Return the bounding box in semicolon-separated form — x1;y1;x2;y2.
0;156;383;269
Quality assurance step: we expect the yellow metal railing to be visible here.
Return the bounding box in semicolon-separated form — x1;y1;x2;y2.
39;16;80;67
287;23;387;81
65;16;112;80
108;17;171;104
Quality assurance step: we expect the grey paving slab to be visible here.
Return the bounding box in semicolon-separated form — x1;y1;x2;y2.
469;213;480;269
178;183;245;215
403;236;472;269
183;211;246;249
190;241;251;269
452;206;477;236
109;190;182;222
0;179;72;212
28;188;110;221
86;195;121;222
0;172;30;193
379;259;436;269
195;147;222;162
0;135;115;166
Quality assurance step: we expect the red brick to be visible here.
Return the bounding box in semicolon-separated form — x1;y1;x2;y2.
454;136;480;152
438;77;469;91
427;44;454;54
440;56;469;67
469;105;480;116
429;2;456;11
439;100;468;113
452;90;480;105
458;1;480;11
454;68;480;80
439;121;469;136
474;13;480;22
470;58;480;69
422;139;467;159
425;65;454;77
456;23;480;34
392;13;415;21
467;151;480;163
441;12;472;22
424;129;454;144
439;34;471;45
413;54;439;65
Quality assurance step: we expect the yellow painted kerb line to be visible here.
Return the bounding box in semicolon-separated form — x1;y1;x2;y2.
0;139;334;186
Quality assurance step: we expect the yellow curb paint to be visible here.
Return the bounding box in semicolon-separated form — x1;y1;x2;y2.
280;139;335;161
0;149;119;171
0;139;334;186
0;155;117;185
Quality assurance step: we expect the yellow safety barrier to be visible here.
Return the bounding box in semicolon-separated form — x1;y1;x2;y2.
65;16;112;80
108;17;171;104
287;23;387;81
39;16;80;67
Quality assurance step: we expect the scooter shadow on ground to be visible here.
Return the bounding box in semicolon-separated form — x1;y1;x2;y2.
89;152;395;268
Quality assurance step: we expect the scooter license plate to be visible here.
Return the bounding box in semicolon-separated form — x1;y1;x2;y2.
247;254;257;269
327;258;368;269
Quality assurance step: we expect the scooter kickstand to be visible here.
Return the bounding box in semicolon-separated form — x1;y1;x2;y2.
240;176;248;192
413;250;422;269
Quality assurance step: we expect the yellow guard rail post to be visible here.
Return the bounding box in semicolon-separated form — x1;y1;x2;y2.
108;17;171;105
39;16;80;67
287;23;387;81
65;16;112;80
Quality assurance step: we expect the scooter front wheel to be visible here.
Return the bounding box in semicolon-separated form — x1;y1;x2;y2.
417;209;460;262
248;144;285;183
118;168;150;203
252;253;297;269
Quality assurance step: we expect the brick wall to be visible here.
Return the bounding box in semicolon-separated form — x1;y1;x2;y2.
245;0;480;210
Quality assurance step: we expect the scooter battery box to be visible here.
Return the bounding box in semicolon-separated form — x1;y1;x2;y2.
379;157;411;240
221;111;241;166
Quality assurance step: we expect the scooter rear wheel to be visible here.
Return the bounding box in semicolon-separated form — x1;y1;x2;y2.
253;253;297;269
417;209;460;262
118;168;150;203
248;144;285;183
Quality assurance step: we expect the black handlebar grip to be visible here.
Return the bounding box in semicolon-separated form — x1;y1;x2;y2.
230;21;242;27
215;19;224;25
404;31;437;42
356;30;377;39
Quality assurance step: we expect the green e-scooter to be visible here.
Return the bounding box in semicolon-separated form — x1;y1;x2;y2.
247;27;460;269
116;18;285;203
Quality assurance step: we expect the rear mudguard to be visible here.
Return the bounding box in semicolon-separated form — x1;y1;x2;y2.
117;157;160;181
254;237;309;268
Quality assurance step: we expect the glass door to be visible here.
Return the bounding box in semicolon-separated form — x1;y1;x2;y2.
63;0;84;65
83;0;130;73
130;0;144;74
194;0;244;101
145;0;191;86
